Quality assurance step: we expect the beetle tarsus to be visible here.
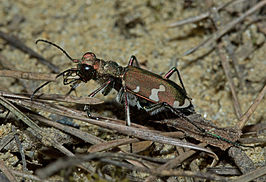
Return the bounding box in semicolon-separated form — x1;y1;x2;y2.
84;105;99;120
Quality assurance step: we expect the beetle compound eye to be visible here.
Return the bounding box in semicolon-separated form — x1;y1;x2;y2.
79;64;96;81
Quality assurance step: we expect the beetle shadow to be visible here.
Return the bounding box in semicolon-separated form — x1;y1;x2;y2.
85;101;192;131
84;101;151;122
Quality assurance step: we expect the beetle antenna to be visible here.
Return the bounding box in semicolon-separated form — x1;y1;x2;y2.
36;39;75;62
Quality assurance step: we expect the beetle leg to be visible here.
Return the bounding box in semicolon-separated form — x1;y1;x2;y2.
146;103;240;145
128;55;140;68
65;80;81;96
143;102;206;133
84;79;113;118
121;83;133;152
163;67;187;95
120;79;131;127
123;88;131;127
31;68;78;100
141;102;168;115
102;81;115;96
88;80;112;97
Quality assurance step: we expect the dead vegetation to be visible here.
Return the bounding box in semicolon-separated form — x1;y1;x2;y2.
0;0;265;181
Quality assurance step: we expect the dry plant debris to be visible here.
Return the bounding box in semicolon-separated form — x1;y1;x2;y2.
0;0;265;181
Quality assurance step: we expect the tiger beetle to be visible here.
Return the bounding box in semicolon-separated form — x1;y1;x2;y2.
32;39;240;147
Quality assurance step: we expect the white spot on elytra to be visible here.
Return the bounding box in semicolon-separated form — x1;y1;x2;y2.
173;101;180;108
149;85;165;102
132;86;140;93
173;98;190;108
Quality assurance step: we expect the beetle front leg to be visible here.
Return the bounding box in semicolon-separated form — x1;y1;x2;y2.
84;80;113;118
65;80;81;96
164;67;187;94
128;55;140;68
88;80;112;98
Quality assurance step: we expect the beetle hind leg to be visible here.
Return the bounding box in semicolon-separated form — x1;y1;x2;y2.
164;67;187;95
143;102;206;133
117;87;132;127
142;102;169;115
128;55;140;67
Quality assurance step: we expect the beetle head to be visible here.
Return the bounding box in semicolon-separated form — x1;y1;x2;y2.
34;40;101;87
73;52;100;82
33;40;103;97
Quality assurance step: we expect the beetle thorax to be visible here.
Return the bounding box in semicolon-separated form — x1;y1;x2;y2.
99;60;124;78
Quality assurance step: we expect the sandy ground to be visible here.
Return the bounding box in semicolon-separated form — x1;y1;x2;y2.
0;0;265;180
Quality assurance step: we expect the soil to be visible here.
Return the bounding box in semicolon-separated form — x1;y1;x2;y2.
0;0;265;181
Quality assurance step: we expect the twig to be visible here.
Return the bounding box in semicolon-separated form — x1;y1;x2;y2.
12;126;27;172
145;143;207;182
168;0;235;27
210;5;243;119
7;97;218;159
183;0;266;56
88;138;140;153
225;44;244;89
237;84;266;130
30;113;104;145
218;42;242;119
238;137;266;144
101;158;225;181
0;30;59;73
36;152;226;181
159;116;241;150
0;54;36;92
0;159;18;182
0;96;43;133
206;166;241;176
0;96;89;165
10;169;49;182
0;131;16;151
0;91;103;105
0;70;58;81
183;36;212;56
228;147;256;174
210;5;244;89
228;147;266;182
231;165;266;182
205;0;266;49
0;90;145;129
0;96;95;173
88;131;184;153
